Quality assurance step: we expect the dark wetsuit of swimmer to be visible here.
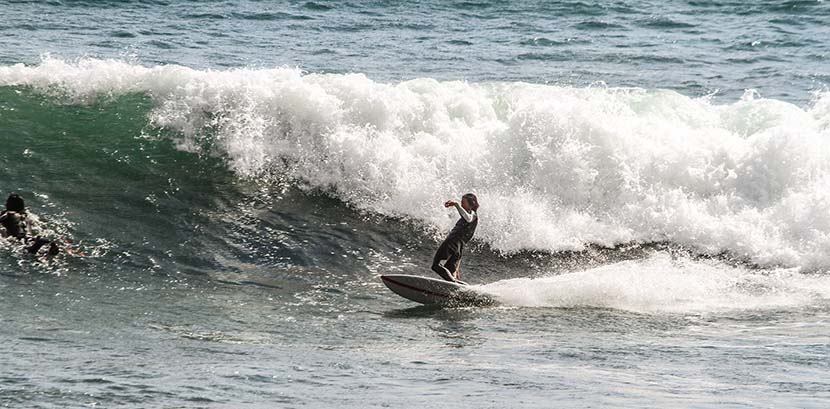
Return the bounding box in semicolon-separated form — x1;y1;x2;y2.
0;210;26;240
0;210;56;254
431;205;477;283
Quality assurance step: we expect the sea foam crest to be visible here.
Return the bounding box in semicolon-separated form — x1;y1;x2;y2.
2;58;830;269
480;253;830;313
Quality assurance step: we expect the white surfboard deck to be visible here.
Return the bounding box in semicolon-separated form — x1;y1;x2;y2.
380;274;497;307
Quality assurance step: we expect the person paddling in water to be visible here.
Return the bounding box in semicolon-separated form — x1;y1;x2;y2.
432;193;479;284
0;193;59;255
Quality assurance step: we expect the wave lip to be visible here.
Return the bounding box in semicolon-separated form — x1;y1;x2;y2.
2;58;830;270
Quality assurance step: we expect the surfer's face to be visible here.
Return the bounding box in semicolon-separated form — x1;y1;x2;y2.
460;197;471;211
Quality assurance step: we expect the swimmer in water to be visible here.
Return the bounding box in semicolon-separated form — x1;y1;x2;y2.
0;193;59;255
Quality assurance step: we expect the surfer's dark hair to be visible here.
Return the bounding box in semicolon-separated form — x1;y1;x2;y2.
463;193;479;211
5;193;25;213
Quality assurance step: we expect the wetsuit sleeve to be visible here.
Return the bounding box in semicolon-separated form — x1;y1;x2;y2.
453;203;475;223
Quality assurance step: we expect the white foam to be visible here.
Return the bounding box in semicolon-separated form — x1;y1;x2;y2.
478;254;830;313
3;58;830;269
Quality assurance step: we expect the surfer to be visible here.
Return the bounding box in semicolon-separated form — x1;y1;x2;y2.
431;193;479;284
0;193;59;255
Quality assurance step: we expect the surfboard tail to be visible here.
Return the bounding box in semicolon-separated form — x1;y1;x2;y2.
381;274;497;307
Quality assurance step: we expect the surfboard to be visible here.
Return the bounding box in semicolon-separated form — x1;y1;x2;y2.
380;274;497;307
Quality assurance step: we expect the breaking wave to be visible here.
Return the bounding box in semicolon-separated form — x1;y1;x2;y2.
3;57;830;270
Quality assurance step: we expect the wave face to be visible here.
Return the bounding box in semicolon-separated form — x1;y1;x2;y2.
3;58;830;270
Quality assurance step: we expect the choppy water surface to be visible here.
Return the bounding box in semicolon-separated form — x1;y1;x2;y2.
2;0;828;102
1;1;829;407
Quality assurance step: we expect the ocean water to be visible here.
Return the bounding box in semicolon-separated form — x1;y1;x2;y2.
1;1;829;408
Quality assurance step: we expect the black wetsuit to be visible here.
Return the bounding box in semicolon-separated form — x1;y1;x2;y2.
0;210;27;239
0;210;54;254
431;210;478;282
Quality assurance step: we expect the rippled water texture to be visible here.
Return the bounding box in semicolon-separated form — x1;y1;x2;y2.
1;0;828;102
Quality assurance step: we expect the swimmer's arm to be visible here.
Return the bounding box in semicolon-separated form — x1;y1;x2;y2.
25;215;35;235
0;213;12;237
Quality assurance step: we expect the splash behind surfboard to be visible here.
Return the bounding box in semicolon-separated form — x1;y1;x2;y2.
380;274;497;307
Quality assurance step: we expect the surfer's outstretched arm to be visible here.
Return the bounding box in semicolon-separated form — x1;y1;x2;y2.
454;202;474;222
445;200;474;222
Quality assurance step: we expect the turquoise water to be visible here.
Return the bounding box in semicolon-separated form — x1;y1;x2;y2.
1;1;829;408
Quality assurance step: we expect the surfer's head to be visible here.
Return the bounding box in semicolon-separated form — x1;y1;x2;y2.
5;193;25;213
462;193;478;212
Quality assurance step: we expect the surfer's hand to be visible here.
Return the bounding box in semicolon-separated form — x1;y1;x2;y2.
444;201;456;208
